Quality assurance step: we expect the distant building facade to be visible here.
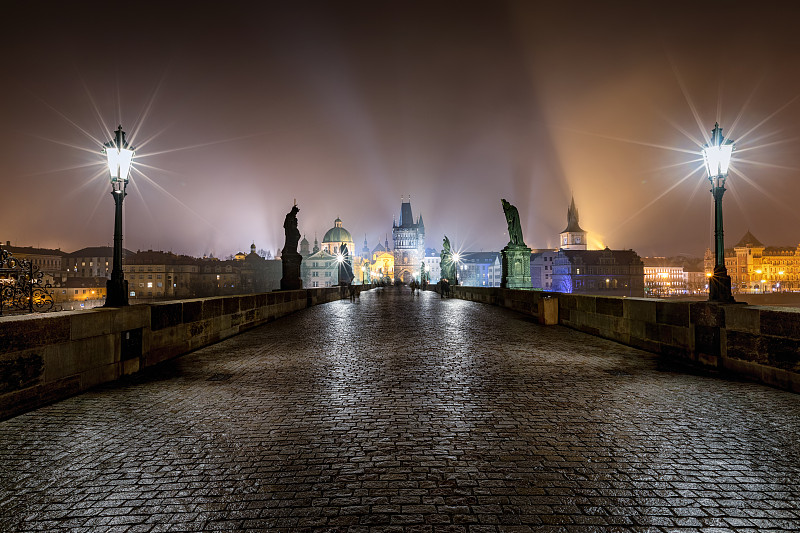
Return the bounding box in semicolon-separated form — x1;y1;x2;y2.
393;197;425;283
124;250;199;300
530;249;558;290
552;248;645;296
642;257;687;297
458;252;501;287
301;250;338;288
64;246;131;279
423;248;441;284
717;231;800;293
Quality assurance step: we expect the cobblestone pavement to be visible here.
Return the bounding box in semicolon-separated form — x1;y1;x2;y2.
1;288;799;533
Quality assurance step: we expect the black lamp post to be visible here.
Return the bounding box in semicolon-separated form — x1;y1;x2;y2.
702;123;735;303
102;125;135;307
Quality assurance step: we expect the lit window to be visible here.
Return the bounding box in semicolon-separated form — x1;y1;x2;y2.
147;282;153;288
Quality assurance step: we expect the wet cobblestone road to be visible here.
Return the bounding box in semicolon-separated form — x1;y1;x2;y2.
1;288;799;532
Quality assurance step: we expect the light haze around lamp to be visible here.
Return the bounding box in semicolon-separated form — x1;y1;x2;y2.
102;125;135;307
702;123;735;303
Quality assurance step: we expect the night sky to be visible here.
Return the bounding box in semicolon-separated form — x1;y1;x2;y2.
2;1;799;258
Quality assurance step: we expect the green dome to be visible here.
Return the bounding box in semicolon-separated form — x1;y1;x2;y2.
322;217;353;244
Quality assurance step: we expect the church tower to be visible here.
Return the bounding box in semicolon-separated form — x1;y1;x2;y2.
299;235;310;257
559;197;587;250
392;195;425;283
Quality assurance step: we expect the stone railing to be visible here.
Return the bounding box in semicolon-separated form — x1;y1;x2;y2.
439;285;800;393
0;285;371;420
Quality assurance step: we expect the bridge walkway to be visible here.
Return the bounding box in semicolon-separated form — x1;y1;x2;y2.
1;287;798;531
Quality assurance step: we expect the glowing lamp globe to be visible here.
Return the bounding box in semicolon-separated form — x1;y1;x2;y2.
702;122;734;178
103;125;135;183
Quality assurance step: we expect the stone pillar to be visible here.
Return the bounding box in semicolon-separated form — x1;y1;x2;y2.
501;245;532;289
280;253;303;290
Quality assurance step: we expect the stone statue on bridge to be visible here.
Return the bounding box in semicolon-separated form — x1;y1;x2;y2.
502;199;524;247
440;236;456;284
280;203;303;290
500;199;532;289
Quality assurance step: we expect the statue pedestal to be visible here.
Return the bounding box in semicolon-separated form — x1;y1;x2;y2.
281;252;303;290
501;245;532;289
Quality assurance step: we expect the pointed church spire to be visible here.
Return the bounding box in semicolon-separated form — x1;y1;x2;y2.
562;195;584;233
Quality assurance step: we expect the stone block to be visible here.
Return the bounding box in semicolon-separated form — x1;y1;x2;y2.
694;324;721;358
576;295;596;313
628;336;660;353
80;363;119;390
595;297;623;317
690;302;725;328
223;297;239;315
0;349;44;394
0;314;70;353
656;301;689;327
122;357;139;376
240;294;256;311
763;336;800;372
671;326;690;349
119;304;149;332
644;322;660;342
559;294;578;311
151;302;182;331
537;297;558;326
661;344;690;361
657;324;674;345
624;298;656;322
760;309;800;340
725;305;759;333
70;310;113;340
724;330;763;363
182;300;203;323
41;334;115;383
629;319;647;341
0;375;80;421
202;298;223;320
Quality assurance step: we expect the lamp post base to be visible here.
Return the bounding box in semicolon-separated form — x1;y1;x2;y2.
104;277;129;307
709;265;735;303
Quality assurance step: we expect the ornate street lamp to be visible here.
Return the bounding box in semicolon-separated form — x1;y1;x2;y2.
102;125;135;307
702;123;735;303
452;252;461;285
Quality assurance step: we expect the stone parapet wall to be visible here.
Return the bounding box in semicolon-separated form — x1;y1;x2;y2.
439;286;800;393
0;286;372;420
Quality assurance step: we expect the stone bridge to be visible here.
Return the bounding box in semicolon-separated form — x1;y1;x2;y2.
0;287;799;531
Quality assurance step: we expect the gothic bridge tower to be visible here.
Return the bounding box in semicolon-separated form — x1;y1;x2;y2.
392;196;425;283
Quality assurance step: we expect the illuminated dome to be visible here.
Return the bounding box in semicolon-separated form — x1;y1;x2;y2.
322;217;353;244
321;217;354;255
